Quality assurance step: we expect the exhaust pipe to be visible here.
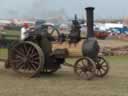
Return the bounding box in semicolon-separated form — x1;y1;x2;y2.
82;7;100;58
86;7;95;38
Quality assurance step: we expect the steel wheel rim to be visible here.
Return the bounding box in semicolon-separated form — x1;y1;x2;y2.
10;41;44;77
74;57;96;80
95;56;109;77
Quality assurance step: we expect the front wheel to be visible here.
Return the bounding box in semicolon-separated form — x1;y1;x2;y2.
95;56;109;77
74;57;96;80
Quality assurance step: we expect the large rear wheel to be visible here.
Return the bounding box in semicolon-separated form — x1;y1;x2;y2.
9;41;44;77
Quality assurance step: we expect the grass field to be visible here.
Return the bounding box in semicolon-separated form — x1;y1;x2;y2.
0;56;128;96
0;48;8;60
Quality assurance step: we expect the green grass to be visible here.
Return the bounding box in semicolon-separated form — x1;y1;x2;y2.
106;56;128;64
0;48;8;59
0;56;127;96
0;48;128;96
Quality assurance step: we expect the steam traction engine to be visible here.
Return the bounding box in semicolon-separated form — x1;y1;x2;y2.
6;7;109;80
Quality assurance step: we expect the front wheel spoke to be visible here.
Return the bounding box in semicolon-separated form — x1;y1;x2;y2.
100;60;105;65
77;63;83;68
96;69;98;74
101;67;107;72
102;64;108;67
81;61;88;68
79;60;87;67
75;68;82;73
82;60;86;65
85;72;90;78
98;69;102;75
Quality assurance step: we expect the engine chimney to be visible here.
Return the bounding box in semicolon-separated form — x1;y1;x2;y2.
82;7;100;58
86;7;95;38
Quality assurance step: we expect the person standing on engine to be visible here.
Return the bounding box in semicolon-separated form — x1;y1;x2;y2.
20;23;29;40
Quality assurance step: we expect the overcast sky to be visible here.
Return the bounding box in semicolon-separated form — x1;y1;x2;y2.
0;0;128;19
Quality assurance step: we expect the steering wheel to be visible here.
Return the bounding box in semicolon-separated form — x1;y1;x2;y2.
47;25;60;41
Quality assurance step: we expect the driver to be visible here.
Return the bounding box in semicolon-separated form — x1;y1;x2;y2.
20;23;29;40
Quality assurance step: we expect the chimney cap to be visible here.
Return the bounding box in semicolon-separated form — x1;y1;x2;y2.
85;7;95;10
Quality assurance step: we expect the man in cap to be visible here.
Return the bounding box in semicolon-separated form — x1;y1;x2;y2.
20;23;29;40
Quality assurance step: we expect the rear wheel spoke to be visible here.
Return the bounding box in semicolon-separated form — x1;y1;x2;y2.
15;49;25;57
23;44;27;53
31;63;37;71
27;46;33;56
17;63;25;69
